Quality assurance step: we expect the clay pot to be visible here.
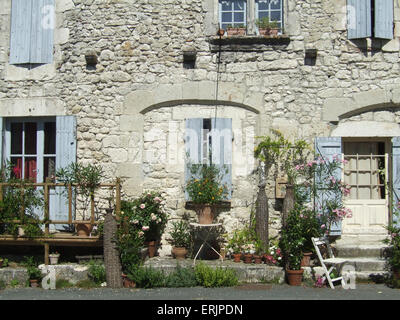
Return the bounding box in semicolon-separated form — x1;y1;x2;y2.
145;240;158;258
301;252;312;267
226;27;246;36
122;273;136;288
49;254;60;265
286;269;304;286
253;255;263;264
195;205;215;224
217;29;225;36
243;254;253;264
76;223;93;236
232;253;242;263
172;247;188;260
30;279;39;288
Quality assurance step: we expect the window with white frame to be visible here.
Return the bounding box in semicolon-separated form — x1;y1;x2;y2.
219;0;247;29
218;0;284;33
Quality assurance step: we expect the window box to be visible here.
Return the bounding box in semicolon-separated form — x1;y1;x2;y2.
226;27;247;36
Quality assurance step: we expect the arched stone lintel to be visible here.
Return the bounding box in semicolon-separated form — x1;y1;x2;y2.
322;87;400;122
122;81;263;116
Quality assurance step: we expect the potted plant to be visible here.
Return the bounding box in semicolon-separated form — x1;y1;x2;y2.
243;243;255;264
255;17;279;36
56;163;104;236
264;244;283;266
120;191;168;258
168;220;191;260
280;209;306;286
185;164;229;224
24;256;42;288
253;239;265;264
226;24;246;36
49;252;60;265
226;228;247;262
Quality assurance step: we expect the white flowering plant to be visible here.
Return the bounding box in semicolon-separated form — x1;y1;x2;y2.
121;191;168;242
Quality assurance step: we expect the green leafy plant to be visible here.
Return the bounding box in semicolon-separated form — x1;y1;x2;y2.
255;16;278;29
115;226;145;274
168;220;191;249
164;264;197;288
23;256;42;281
129;266;166;289
194;262;238;288
87;260;106;285
383;209;400;279
56;279;74;289
185;164;228;205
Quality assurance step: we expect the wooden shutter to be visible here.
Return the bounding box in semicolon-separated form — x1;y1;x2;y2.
374;0;393;39
9;0;33;64
315;137;343;235
0;117;3;168
392;137;400;227
184;118;203;200
53;116;76;228
30;0;54;64
347;0;372;39
211;118;232;200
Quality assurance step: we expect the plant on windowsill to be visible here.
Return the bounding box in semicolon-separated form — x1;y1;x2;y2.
168;220;192;260
185;163;229;224
255;17;279;36
226;24;246;36
55;163;104;237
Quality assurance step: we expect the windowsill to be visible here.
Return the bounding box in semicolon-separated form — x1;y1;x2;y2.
185;201;232;210
208;34;290;52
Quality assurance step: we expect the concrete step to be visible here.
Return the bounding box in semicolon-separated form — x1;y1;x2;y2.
334;243;389;258
340;257;387;272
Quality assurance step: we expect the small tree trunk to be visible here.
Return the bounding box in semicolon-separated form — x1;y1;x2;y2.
282;184;295;229
104;208;123;288
255;161;269;248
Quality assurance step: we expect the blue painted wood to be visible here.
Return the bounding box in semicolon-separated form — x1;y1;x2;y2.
392;137;400;227
30;0;54;64
53;116;76;229
0;117;3;167
9;0;32;64
374;0;393;39
315;137;343;236
211;118;232;200
184;118;203;200
347;0;372;39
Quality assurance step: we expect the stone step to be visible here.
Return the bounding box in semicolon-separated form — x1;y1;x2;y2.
340;257;387;272
334;243;389;258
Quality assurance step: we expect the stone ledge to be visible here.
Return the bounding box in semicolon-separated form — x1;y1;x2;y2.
208;35;291;52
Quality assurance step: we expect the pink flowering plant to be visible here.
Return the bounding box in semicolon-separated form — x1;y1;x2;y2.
383;208;400;275
264;244;283;266
121;191;168;242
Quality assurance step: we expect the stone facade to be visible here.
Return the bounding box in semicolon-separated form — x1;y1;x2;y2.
1;0;400;254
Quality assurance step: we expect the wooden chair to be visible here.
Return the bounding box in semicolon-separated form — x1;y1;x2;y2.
312;237;349;289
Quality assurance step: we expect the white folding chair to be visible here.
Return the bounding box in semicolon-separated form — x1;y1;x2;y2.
312;237;349;289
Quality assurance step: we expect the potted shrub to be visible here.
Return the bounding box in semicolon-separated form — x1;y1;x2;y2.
242;243;255;264
226;228;247;262
24;257;42;288
226;24;246;36
168;220;191;260
280;209;306;286
120;192;168;258
185;164;229;224
56;163;104;236
253;239;265;264
256;17;279;36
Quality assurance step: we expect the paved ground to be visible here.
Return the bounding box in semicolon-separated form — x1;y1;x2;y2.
0;283;399;300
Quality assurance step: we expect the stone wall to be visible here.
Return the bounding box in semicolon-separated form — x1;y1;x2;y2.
1;0;400;253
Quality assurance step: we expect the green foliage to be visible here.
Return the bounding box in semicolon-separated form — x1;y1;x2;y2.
55;279;74;289
164;264;197;288
87;260;106;285
255;16;278;29
76;279;98;288
23;256;42;280
115;226;144;274
279;209;306;270
168;220;191;249
0;257;8;267
120;191;167;242
130;266;165;289
194;262;238;288
185;164;228;204
383;210;400;272
9;279;19;287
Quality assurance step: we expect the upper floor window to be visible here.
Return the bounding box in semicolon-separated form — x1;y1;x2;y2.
219;0;247;30
256;0;283;31
9;0;55;65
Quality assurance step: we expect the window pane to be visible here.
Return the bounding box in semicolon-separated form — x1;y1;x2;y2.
234;0;245;10
258;11;269;20
221;0;233;10
44;157;56;180
25;122;37;155
11;157;22;179
44;122;56;154
234;12;244;23
258;1;268;10
270;11;281;21
271;0;281;10
222;12;232;23
11;123;23;154
24;157;37;182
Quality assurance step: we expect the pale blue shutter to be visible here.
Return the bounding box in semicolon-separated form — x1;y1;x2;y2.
347;0;372;39
315;137;343;235
0;117;3;168
392;137;400;227
211;118;232;200
185;118;203;200
53;116;76;228
9;0;33;64
374;0;393;39
30;0;54;64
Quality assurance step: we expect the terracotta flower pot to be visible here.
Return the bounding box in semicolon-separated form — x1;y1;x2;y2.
243;254;253;264
145;240;158;258
253;255;263;264
286;269;304;286
301;252;312;267
226;27;246;36
172;247;188;260
122;273;136;288
393;269;400;281
76;223;93;236
30;279;39;288
0;259;3;268
195;205;215;224
232;253;242;263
